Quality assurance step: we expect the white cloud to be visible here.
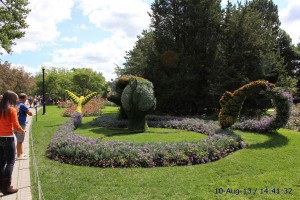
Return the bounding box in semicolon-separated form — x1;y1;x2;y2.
80;24;88;30
221;0;227;7
278;0;300;44
62;36;78;42
47;0;152;81
76;0;151;38
13;0;74;53
51;34;136;81
11;63;40;76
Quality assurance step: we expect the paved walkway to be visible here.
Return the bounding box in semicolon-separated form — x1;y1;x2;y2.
0;107;37;200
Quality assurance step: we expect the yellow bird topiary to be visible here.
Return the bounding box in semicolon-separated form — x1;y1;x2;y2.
65;90;97;113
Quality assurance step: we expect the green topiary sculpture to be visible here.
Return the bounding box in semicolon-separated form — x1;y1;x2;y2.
65;90;97;113
121;78;156;132
108;76;156;132
107;76;131;119
219;80;291;131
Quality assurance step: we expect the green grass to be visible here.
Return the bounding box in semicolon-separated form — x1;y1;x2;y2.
31;105;300;200
76;122;207;143
77;106;207;142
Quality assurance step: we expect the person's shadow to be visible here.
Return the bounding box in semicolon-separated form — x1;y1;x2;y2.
247;131;289;149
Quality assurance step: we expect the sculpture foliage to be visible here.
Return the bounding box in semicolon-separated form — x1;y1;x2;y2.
108;76;156;132
219;80;291;131
65;90;97;113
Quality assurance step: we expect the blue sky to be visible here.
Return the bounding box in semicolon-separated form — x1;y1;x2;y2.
1;0;300;81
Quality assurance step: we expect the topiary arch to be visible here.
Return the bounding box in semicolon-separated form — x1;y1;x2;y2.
219;80;291;131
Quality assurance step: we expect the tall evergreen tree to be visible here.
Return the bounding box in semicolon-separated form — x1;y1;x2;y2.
211;0;284;100
122;0;296;114
121;30;155;78
277;29;300;78
148;0;222;114
275;29;299;95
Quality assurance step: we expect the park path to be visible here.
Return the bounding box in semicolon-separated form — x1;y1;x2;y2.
0;107;39;200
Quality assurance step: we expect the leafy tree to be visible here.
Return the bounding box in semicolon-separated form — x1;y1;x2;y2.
71;68;105;96
101;83;112;99
35;67;73;100
35;67;106;100
0;61;35;95
0;0;30;54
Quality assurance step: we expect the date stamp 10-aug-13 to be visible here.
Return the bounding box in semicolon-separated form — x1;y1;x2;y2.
215;187;293;196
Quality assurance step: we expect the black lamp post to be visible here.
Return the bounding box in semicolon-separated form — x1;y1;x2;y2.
42;65;46;115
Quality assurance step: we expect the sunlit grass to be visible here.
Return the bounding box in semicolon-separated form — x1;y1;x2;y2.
31;105;300;200
76;126;207;142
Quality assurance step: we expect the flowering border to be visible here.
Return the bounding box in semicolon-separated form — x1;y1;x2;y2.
46;117;245;168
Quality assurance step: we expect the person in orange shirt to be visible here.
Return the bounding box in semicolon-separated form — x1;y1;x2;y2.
0;90;26;195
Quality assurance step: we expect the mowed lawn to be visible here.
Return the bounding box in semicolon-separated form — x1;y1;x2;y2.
30;105;300;200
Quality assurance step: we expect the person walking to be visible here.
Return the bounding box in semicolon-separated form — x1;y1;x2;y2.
14;93;32;160
0;90;26;195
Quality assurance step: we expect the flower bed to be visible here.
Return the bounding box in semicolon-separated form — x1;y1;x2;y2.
62;97;106;117
47;115;245;168
232;116;274;132
57;101;74;108
91;114;220;136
